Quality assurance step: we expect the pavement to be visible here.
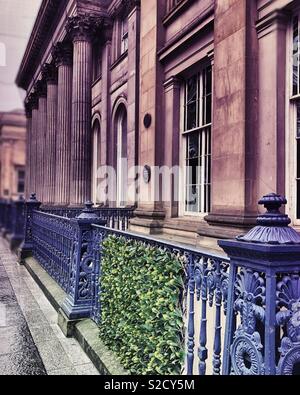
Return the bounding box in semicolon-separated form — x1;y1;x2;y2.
0;237;100;375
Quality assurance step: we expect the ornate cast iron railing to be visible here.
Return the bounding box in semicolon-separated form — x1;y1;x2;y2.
90;224;230;375
219;194;300;376
31;210;76;292
41;206;135;231
19;193;300;375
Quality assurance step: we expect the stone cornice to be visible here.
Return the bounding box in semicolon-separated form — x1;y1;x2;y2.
163;76;182;91
256;9;291;38
108;0;140;19
16;0;111;90
16;0;67;90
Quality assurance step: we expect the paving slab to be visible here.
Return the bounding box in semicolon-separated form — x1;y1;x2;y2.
0;238;100;375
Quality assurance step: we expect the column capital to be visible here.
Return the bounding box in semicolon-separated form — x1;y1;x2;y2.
42;63;58;84
34;79;47;98
28;92;39;110
102;19;113;43
24;101;32;119
66;14;105;43
52;42;73;67
163;76;182;91
256;9;290;38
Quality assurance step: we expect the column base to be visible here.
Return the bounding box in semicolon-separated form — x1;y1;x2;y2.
129;208;165;235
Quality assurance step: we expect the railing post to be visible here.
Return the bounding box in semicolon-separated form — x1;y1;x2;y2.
219;193;300;375
59;202;106;335
10;195;25;250
18;193;41;263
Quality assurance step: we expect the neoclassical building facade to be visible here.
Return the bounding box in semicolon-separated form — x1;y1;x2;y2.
16;0;300;249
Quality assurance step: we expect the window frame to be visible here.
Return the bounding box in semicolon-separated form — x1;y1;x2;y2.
91;119;101;204
120;17;129;56
286;8;300;225
179;64;212;217
16;167;25;195
92;42;102;83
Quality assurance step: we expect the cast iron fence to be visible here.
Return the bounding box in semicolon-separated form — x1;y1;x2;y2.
17;193;300;375
41;206;135;231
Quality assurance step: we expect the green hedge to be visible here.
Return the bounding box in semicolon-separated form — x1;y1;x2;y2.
99;235;185;375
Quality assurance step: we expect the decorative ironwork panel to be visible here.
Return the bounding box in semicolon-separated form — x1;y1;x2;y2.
31;211;76;292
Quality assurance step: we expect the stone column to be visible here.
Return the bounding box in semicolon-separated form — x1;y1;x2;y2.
127;3;140;206
30;93;39;196
66;15;101;206
100;24;112;185
52;42;73;206
35;80;47;203
42;64;58;205
203;0;259;238
24;101;32;199
163;77;181;219
129;1;166;234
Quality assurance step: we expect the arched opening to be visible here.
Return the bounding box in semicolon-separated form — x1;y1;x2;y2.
92;118;101;204
115;105;127;207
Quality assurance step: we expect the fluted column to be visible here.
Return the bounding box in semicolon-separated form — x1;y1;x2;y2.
24;101;32;199
66;15;102;205
52;42;73;205
35;80;47;202
30;93;39;196
42;64;58;204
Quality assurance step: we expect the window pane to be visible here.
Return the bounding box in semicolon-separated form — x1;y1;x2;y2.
202;66;212;125
186;158;198;185
187;131;199;158
121;19;129;54
18;182;25;194
187;75;197;102
18;170;25;179
186;185;199;213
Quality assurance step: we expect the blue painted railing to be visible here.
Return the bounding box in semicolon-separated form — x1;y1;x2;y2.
31;211;76;292
18;193;300;375
41;206;135;231
219;194;300;375
90;224;230;375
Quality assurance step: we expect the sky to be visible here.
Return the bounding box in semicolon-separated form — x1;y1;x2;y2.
0;0;42;112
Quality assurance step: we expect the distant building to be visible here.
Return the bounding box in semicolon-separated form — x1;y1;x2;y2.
0;110;26;200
